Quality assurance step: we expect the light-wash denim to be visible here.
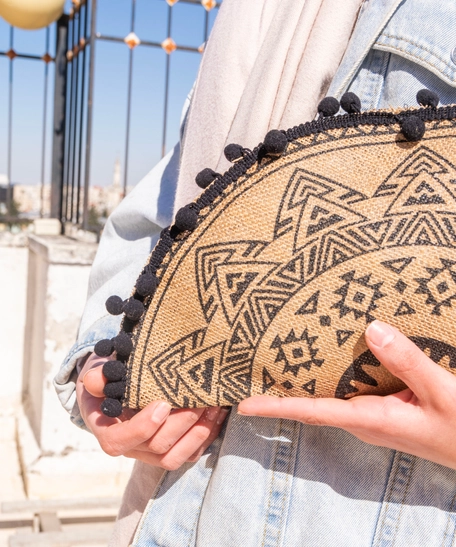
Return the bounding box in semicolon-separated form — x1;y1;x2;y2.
56;0;456;544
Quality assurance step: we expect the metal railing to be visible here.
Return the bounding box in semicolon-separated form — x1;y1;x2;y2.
0;0;220;232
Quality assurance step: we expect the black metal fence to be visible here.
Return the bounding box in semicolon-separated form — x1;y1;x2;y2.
0;0;219;232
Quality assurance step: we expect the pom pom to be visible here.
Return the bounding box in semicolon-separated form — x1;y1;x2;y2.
263;130;288;157
340;92;361;114
101;398;122;418
103;360;126;382
174;204;198;232
136;273;158;297
122;298;145;321
317;96;340;117
94;338;114;357
103;381;126;400
105;295;124;316
400;116;425;142
195;168;218;189
224;143;244;162
113;332;133;358
416;89;439;108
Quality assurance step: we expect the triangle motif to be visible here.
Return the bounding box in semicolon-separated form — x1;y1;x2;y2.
336;330;355;347
296;291;320;315
381;257;415;274
302;379;316;395
262;367;276;392
394;301;416;316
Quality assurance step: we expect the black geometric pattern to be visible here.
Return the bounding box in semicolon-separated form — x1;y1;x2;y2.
136;132;456;407
271;328;324;377
415;258;456;315
331;271;385;323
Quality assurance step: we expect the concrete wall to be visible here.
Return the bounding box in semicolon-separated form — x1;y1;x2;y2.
0;235;28;409
1;232;133;500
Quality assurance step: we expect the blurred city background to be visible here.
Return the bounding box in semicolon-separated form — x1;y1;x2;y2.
0;1;219;545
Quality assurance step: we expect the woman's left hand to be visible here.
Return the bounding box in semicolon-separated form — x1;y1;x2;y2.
238;320;456;470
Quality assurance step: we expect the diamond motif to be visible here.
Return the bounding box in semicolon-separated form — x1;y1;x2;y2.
6;49;17;61
41;53;53;64
198;43;206;54
201;0;216;10
166;0;179;5
161;37;177;54
124;32;141;50
331;270;385;323
80;37;86;49
66;50;74;62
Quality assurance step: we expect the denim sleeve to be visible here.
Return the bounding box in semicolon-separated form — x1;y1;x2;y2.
54;140;181;429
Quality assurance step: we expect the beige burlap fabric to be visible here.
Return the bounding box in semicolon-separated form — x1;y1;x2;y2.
122;109;456;409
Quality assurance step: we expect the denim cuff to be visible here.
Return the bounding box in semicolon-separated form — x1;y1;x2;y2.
54;313;122;431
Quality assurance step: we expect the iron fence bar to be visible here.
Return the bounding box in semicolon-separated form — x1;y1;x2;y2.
50;15;68;220
63;17;74;221
204;9;209;41
0;52;44;61
7;27;14;211
161;5;173;158
75;2;89;224
123;0;137;196
40;28;51;218
69;11;82;222
82;0;97;231
61;19;71;221
95;34;201;53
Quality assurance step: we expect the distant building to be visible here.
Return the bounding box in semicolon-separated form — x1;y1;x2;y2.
12;159;125;221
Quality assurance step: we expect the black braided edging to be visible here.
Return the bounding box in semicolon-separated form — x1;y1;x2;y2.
111;103;456;411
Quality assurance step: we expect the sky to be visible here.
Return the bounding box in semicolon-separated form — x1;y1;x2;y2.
0;0;218;188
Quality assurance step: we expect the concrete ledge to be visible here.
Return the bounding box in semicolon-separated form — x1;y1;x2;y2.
27;234;97;266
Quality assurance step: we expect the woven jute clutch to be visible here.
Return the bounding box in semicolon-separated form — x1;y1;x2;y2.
94;90;456;417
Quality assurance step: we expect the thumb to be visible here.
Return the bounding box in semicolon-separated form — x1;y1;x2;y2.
365;320;453;403
83;365;107;398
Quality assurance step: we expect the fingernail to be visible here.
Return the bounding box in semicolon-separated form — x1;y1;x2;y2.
205;407;219;422
366;320;395;348
82;368;98;383
217;408;230;424
152;402;171;423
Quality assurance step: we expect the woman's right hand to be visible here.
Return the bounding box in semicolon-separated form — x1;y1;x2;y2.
76;353;229;470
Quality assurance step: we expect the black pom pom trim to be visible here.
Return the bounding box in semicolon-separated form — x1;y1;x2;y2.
105;295;124;316
318;97;340;117
103;360;126;382
263;130;288;157
340;92;361;114
416;89;439;108
122;298;145;321
113;332;133;359
103;380;126;400
400;116;425;142
136;273;158;297
195;168;218;189
174;204;198;232
101;398;123;418
94;339;114;357
224;143;244;163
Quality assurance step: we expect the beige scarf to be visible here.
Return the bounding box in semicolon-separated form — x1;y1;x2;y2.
174;0;363;213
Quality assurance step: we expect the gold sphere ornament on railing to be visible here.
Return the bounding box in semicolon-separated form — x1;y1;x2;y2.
0;0;65;30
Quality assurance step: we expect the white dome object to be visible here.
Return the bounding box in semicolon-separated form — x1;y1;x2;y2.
0;0;65;30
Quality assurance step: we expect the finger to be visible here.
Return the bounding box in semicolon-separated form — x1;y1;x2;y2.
128;407;226;470
83;365;107;398
89;400;172;456
138;407;207;454
238;395;389;431
187;408;230;462
365;320;455;402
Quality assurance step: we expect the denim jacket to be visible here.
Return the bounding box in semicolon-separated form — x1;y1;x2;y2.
55;1;456;545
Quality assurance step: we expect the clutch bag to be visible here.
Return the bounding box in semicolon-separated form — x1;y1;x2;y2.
94;91;456;417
